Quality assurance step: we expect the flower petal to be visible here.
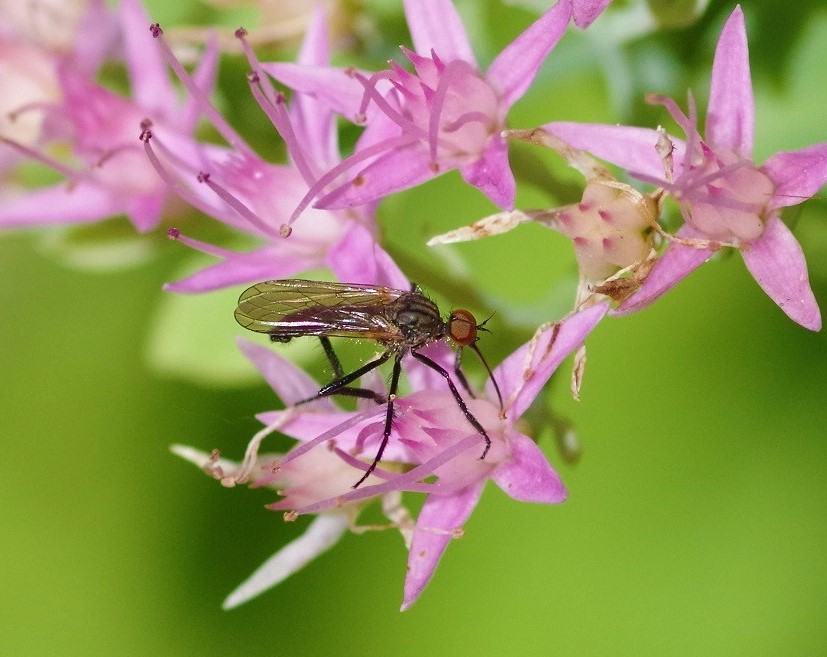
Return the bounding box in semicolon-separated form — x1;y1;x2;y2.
491;303;608;418
763;143;827;211
328;223;409;289
458;134;516;210
741;215;821;331
486;0;571;108
314;143;437;210
237;337;335;407
291;5;339;172
0;182;119;228
262;63;369;123
401;481;485;611
614;226;714;315
222;514;350;609
402;0;476;66
491;431;567;503
164;246;322;293
542;122;681;181
120;0;176;117
706;6;753;157
571;0;612;29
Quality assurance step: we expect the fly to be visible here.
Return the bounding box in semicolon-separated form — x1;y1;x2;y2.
234;279;503;487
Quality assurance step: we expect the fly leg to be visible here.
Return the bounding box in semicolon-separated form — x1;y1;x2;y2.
352;352;403;488
301;337;387;404
411;350;491;460
296;346;391;406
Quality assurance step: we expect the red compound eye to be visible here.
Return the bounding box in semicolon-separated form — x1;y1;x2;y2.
448;309;477;346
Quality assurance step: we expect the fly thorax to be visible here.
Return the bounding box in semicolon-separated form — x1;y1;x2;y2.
390;293;444;347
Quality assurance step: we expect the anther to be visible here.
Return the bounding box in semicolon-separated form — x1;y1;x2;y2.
196;171;210;183
234;27;248;39
166;227;181;240
149;23;162;38
279;224;292;238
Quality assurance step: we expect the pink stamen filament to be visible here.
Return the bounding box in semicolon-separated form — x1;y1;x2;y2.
443;111;491;134
350;70;426;140
427;60;476;161
287;133;419;225
151;27;254;159
141;131;237;222
166;228;237;259
354;69;397;119
0;135;83;181
285;434;480;515
198;172;281;238
332;445;474;496
245;79;318;187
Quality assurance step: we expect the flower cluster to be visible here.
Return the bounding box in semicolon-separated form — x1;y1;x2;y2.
1;0;823;611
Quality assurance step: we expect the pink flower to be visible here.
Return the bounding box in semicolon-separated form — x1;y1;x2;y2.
0;0;212;232
543;6;826;330
258;303;609;609
265;0;577;221
146;8;403;292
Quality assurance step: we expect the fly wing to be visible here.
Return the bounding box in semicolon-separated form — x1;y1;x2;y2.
234;279;406;340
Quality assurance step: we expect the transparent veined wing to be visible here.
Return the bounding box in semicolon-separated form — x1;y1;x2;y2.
234;279;408;340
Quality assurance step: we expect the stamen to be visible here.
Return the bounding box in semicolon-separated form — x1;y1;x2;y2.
165;226;237;258
0;135;82;182
443;111;491;133
245;76;318;188
286;434;480;515
428;60;475;161
287;133;419;224
352;68;396;120
149;22;254;158
235;27;279;106
350;70;425;140
196;170;280;238
140;129;230;220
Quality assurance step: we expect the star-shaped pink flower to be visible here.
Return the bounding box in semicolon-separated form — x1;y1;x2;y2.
543;6;826;330
265;0;589;221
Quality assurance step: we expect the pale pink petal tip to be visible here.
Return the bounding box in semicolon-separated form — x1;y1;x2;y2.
223;514;350;609
401;483;484;611
571;0;613;29
741;216;822;331
492;432;567;503
706;5;753;156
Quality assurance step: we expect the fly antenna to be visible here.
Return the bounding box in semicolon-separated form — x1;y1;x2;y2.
469;342;503;411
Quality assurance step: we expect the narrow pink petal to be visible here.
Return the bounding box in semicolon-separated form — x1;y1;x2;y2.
73;0;118;75
491;431;567;503
763;143;827;210
543;122;683;181
614;226;714;315
0;183;119;228
120;0;176;117
125;192;165;232
181;36;220;132
262;63;369;123
164;246;322;294
315;143;437;210
572;0;612;28
401;481;485;611
491;303;607;418
328;223;409;289
291;6;338;172
223;514;349;609
741;215;821;331
237;337;335;407
458;134;516;210
402;0;476;65
707;6;753;156
486;0;571;108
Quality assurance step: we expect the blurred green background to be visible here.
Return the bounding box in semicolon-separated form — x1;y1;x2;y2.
2;1;827;655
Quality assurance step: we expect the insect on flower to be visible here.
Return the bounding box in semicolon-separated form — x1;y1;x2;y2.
234;279;503;487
